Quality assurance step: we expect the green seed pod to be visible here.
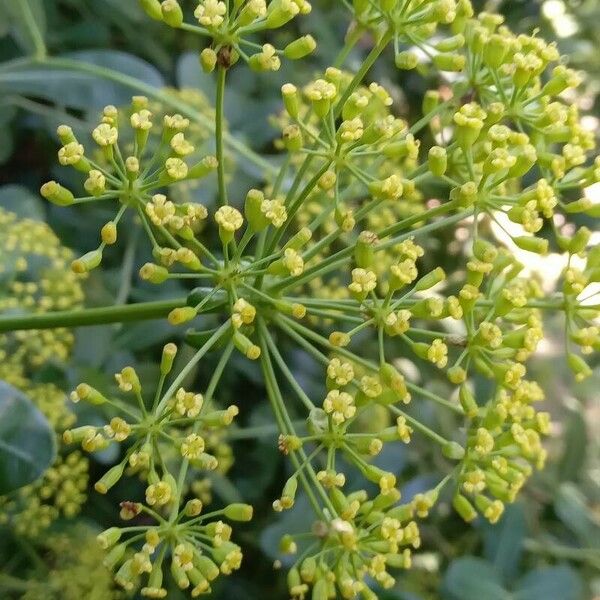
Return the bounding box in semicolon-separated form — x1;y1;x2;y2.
428;146;448;176
281;83;300;119
435;33;465;52
195;555;220;581
568;226;591;255
40;180;75;206
188;155;218;179
453;493;477;521
284;226;312;250
423;90;440;115
266;3;297;28
282;125;303;151
433;53;466;72
161;0;183;27
75;383;108;405
284;35;316;59
139;0;163;20
245;188;269;232
224;503;254;522
395;51;419;70
97;527;122;550
459;385;478;417
354;230;378;268
94;463;125;494
442;441;465;460
513;236;548;255
567;352;592;380
71;249;103;273
414;267;446;291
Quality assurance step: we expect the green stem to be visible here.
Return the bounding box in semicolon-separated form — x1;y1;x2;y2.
216;65;228;205
0;298;188;332
14;0;46;59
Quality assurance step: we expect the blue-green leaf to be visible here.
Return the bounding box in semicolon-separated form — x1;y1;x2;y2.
0;381;56;494
513;565;584;600
482;503;526;580
442;557;509;600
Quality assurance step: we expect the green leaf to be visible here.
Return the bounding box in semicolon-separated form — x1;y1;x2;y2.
482;503;526;581
0;381;56;494
554;483;600;549
558;406;587;482
0;0;46;57
513;565;584;600
0;50;164;111
0;184;45;220
442;557;510;600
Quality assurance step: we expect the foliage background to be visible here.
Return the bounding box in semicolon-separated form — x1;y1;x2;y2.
0;0;598;598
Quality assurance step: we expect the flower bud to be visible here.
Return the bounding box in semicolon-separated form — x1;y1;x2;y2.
40;180;75;206
101;221;118;245
284;35;316;59
200;48;217;73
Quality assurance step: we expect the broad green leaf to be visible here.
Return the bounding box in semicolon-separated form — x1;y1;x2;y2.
554;483;600;549
482;503;526;580
442;557;509;600
0;381;56;494
514;565;584;600
0;0;46;57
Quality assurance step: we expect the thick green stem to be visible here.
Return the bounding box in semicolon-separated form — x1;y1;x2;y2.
0;298;188;332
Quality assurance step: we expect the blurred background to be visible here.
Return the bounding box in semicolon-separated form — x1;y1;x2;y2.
0;0;598;598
